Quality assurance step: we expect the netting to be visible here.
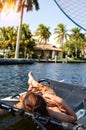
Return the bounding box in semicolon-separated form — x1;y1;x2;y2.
53;0;86;31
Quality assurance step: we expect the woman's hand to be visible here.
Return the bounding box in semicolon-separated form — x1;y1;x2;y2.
43;93;67;113
43;93;58;107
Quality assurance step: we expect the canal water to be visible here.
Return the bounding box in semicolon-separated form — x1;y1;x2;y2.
0;62;86;98
0;62;86;130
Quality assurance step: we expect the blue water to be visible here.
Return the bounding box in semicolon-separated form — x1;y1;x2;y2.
0;62;86;130
0;63;86;99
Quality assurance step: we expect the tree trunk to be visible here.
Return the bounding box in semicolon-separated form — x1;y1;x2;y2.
15;4;24;59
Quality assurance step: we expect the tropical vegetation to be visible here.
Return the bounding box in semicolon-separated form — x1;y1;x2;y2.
0;0;40;58
0;1;86;60
35;24;51;44
63;27;86;59
0;24;35;58
54;23;68;47
0;23;86;60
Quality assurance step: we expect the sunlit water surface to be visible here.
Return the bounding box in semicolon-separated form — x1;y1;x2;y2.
0;63;86;98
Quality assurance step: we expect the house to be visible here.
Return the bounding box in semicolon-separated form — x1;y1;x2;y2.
33;44;62;59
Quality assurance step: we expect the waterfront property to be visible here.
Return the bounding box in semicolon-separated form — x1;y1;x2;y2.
33;44;62;59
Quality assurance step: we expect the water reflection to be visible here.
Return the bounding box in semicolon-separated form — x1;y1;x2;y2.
0;63;86;98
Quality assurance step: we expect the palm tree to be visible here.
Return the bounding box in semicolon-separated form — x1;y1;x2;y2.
35;24;51;44
70;27;83;58
54;23;68;47
15;0;39;58
0;26;17;52
6;26;17;51
0;0;39;58
70;27;81;40
19;24;33;58
0;27;10;49
54;23;68;58
35;24;51;57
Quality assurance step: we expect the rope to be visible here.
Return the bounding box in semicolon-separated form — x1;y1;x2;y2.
53;0;86;31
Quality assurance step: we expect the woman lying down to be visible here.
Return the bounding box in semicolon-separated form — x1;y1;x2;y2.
14;72;77;123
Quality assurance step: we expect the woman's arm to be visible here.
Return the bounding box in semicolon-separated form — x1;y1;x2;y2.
47;107;77;123
43;93;77;122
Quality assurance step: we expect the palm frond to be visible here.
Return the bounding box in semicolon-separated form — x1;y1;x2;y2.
7;0;16;8
33;0;40;10
17;0;24;12
25;0;39;11
0;2;3;12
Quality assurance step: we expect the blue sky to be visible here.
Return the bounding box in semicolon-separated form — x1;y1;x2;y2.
0;0;76;32
0;0;77;44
